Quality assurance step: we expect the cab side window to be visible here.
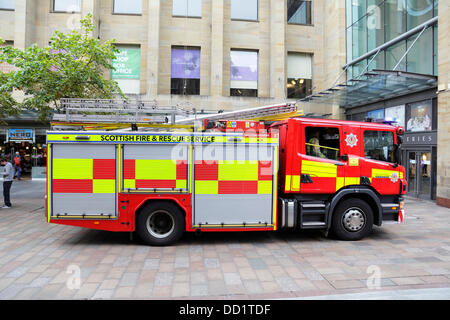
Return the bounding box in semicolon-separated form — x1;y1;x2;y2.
305;127;340;161
364;130;394;163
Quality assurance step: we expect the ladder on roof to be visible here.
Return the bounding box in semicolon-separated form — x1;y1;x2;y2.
51;98;197;131
51;99;304;131
176;102;303;125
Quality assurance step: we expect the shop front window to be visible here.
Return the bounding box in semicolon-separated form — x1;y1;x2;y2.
406;100;432;132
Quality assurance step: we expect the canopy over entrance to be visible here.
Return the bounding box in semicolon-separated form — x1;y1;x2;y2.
299;70;437;109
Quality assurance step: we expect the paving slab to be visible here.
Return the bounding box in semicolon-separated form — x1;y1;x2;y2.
0;181;449;299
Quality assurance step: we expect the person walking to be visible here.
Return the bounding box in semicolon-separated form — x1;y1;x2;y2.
13;151;22;181
1;156;14;209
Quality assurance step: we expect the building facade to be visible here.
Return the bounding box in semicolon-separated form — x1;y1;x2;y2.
0;0;346;115
341;0;448;204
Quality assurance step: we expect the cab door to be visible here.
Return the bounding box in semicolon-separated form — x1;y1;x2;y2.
299;124;344;194
339;125;362;189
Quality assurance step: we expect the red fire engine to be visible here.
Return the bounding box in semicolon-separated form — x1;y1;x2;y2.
46;116;406;246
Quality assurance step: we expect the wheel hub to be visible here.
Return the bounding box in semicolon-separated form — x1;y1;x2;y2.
147;210;175;238
342;208;366;232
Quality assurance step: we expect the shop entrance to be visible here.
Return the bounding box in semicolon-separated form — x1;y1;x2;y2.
407;150;432;199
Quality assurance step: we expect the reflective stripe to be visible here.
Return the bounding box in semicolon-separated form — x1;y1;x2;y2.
218;161;259;181
372;168;403;180
93;159;115;179
285;175;291;191
53;159;93;179
47;132;279;145
124;179;136;189
291;175;301;191
135;160;176;180
258;181;272;194
195;181;219;194
302;160;337;178
93;179;116;193
53;179;92;193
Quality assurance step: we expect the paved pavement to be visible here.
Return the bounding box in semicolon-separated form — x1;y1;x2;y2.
0;180;449;300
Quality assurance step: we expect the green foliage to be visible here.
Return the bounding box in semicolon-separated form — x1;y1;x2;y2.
0;13;125;122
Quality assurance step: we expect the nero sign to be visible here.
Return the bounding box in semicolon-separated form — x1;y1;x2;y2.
7;129;34;142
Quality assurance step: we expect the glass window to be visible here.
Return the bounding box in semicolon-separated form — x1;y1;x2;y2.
171;47;201;95
351;0;366;25
367;0;385;51
406;0;433;31
385;105;405;128
406;27;433;75
433;24;437;76
352;59;367;78
0;0;14;10
406;100;432;132
287;0;312;25
287;52;312;99
113;0;142;15
111;45;141;94
53;0;81;12
352;17;367;61
384;0;406;42
305;127;340;161
385;39;406;71
364;130;395;163
231;0;258;21
173;0;202;17
367;108;385;120
230;50;258;97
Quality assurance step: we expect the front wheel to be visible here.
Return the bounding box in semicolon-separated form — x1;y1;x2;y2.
331;198;373;241
136;202;185;246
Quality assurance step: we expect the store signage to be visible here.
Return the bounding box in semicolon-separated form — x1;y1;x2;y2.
171;48;201;79
111;47;141;79
7;129;34;142
403;131;436;146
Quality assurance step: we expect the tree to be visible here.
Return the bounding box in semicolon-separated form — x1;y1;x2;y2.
0;13;125;122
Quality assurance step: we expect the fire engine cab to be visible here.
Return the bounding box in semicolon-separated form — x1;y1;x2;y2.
45;117;406;245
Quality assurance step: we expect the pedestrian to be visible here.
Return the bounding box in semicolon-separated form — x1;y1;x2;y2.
1;156;13;208
13;151;22;180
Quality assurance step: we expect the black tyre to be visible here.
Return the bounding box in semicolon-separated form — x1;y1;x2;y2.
136;202;185;246
331;198;374;241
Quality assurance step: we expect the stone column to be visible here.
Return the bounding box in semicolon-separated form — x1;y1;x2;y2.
210;0;225;100
269;0;287;100
147;0;161;97
81;0;100;38
14;0;35;49
436;3;450;207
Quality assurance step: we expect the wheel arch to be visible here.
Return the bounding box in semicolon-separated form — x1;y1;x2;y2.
326;187;383;230
134;198;188;223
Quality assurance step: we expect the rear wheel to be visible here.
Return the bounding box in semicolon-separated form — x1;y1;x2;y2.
331;198;373;241
136;202;185;246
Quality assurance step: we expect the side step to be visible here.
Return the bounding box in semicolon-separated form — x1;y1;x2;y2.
300;202;327;229
280;199;328;230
